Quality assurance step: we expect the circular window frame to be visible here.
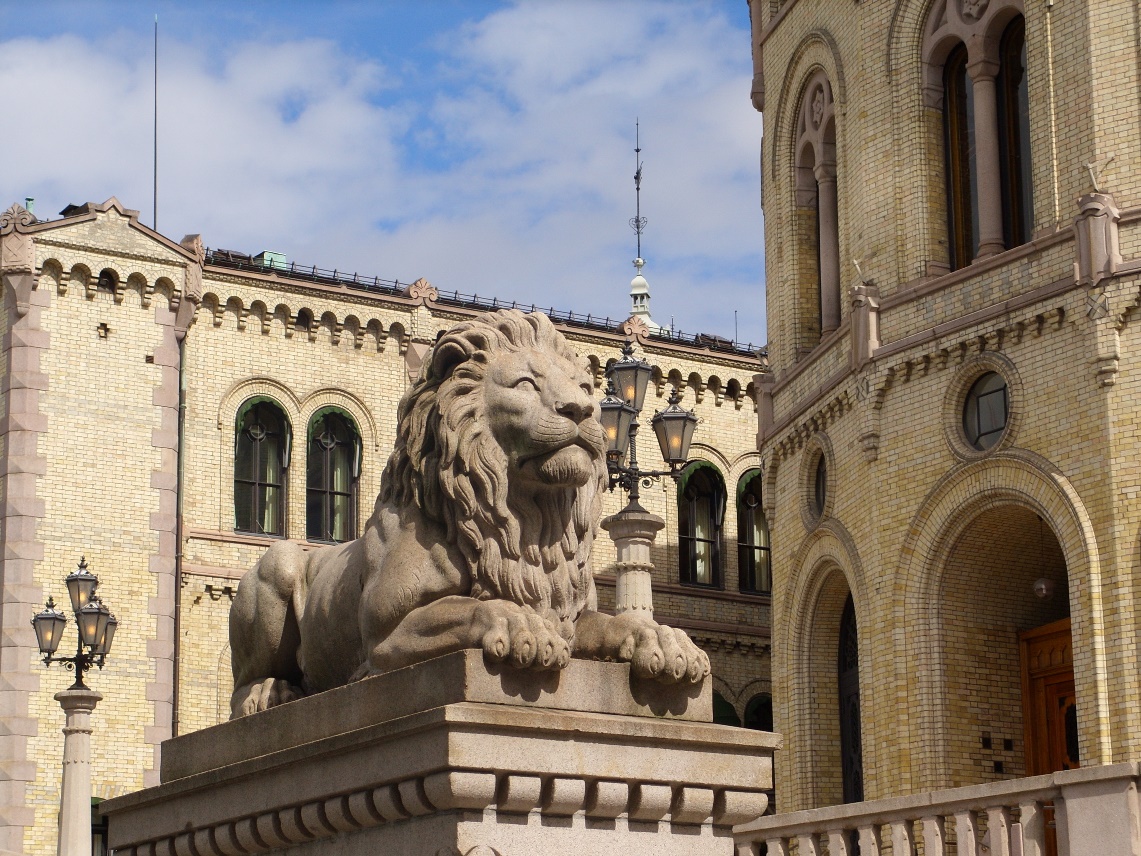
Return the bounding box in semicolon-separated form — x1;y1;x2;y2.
943;353;1022;461
799;433;835;531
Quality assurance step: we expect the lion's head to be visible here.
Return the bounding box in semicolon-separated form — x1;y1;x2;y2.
379;310;607;623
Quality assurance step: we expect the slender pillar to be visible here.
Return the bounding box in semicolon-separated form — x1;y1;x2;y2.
601;506;664;616
55;688;102;856
815;163;841;333
967;57;1005;258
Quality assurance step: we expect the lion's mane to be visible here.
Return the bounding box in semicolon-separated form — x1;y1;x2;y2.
377;310;607;623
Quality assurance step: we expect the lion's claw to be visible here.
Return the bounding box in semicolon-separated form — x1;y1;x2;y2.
234;677;303;717
475;601;570;672
595;613;710;685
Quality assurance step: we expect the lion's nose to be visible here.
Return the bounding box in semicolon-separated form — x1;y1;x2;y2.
556;396;594;423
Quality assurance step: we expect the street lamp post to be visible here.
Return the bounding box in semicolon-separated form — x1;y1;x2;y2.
598;341;698;616
31;558;119;856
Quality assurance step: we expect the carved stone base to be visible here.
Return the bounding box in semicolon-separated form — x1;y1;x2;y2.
103;652;777;856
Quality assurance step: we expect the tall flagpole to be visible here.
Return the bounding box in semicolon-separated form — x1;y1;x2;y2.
153;14;158;231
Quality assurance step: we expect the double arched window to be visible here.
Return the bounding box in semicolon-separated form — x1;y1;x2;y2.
234;399;291;536
795;71;840;342
305;409;361;543
679;463;726;587
233;400;361;542
737;470;771;593
930;5;1031;270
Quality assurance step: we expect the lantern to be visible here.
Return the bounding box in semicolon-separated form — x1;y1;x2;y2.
598;384;636;462
606;343;652;412
77;598;111;650
92;611;118;657
31;598;67;657
64;557;99;614
650;389;698;468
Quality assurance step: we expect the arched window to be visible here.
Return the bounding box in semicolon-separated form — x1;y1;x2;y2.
744;693;774;731
795;72;840;341
737;470;771;593
234;399;290;536
928;5;1032;269
679;463;725;587
944;43;977;270
998;15;1032;247
306;410;361;543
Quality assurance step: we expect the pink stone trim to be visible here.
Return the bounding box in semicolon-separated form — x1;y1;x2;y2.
0;277;50;856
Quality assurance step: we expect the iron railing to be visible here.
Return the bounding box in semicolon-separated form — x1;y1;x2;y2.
203;249;766;359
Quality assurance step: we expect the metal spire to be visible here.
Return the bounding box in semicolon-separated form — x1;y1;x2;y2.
629;119;646;260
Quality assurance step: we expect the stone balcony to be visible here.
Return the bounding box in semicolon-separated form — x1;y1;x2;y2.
733;762;1141;856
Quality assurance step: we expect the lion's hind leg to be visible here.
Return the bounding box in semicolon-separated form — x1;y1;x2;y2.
229;541;308;718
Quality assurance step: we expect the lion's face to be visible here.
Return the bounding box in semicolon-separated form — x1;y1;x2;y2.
484;348;605;490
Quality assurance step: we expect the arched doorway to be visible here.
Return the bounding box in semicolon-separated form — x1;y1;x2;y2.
938;504;1072;784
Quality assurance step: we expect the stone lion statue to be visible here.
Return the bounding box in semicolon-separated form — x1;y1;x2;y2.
229;309;709;717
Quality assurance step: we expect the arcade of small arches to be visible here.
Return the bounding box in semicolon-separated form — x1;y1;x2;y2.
34;257;760;412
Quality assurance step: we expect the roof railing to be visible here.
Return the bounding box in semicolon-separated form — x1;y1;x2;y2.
203;248;766;359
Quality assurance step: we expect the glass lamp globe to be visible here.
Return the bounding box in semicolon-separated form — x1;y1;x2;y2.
31;598;67;657
651;389;698;467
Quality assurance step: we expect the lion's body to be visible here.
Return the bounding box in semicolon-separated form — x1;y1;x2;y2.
229;311;707;718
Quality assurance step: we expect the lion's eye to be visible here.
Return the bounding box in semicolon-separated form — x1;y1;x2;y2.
580;383;593;396
513;377;539;391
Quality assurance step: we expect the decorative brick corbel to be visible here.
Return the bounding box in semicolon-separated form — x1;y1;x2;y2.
849;282;881;371
692;378;707;404
853;369;885;463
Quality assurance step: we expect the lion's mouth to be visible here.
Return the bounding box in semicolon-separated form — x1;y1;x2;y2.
519;415;603;466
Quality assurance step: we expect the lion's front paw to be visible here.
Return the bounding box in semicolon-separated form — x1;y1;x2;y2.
474;601;571;671
232;677;304;718
609;614;711;684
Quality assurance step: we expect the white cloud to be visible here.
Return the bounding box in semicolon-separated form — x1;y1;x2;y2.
0;2;766;347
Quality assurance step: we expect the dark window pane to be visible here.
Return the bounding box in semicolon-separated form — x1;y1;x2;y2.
944;43;977;269
234;483;255;532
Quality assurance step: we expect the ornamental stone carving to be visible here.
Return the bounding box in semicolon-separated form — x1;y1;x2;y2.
229;310;710;717
960;0;989;20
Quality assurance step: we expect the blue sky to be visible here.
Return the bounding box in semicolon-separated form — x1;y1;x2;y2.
0;1;767;348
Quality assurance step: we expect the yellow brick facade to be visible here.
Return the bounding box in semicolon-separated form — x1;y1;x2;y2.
751;0;1141;814
0;196;770;854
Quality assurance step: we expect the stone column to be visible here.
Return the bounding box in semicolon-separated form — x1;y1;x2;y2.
815;163;841;333
967;57;1005;258
601;506;664;617
55;688;102;856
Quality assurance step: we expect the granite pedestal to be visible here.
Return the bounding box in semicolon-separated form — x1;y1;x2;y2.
102;651;778;856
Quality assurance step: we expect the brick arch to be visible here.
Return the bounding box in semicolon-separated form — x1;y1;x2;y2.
782;519;869;808
896;449;1110;783
216;378;303;431
299;388;379;452
769;30;847;181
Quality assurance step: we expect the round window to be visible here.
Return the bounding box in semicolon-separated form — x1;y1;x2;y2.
962;372;1009;450
813;455;827;517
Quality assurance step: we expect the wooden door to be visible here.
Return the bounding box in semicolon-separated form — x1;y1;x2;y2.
1019;617;1078;776
1020;617;1076;856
